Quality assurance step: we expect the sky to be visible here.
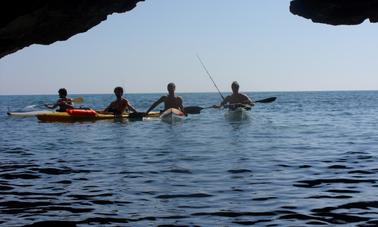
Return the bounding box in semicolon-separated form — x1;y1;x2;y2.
0;0;377;95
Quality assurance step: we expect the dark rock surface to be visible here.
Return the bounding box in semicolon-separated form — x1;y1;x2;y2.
290;0;378;25
0;0;143;59
1;1;377;59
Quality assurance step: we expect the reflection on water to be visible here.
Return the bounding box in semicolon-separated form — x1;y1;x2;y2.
0;91;378;226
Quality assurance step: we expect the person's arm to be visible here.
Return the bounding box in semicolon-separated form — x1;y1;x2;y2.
44;104;54;109
213;96;230;108
145;96;165;114
177;97;187;115
45;100;59;109
126;100;138;113
63;99;74;109
241;94;254;106
178;97;184;110
103;101;114;112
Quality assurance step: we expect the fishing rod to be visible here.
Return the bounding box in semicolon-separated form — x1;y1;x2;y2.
196;54;225;101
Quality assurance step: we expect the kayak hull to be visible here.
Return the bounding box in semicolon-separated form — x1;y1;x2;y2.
225;107;251;121
36;111;160;122
160;108;185;124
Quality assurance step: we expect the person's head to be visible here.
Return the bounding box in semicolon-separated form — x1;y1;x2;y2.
167;82;176;95
231;81;240;93
58;88;67;98
114;86;124;98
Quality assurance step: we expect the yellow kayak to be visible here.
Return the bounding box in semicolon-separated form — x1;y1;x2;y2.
36;110;160;122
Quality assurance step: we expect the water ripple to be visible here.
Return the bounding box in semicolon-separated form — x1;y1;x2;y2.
1;92;378;226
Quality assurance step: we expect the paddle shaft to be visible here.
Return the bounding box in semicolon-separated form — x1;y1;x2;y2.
72;97;84;103
44;97;84;109
196;54;225;101
184;97;276;114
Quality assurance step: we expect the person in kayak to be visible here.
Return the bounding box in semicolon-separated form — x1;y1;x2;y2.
104;86;138;115
213;81;254;108
145;82;185;115
45;88;74;112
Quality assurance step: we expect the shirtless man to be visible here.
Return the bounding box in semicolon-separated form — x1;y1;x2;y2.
214;81;254;108
145;83;185;115
104;86;137;115
45;88;74;112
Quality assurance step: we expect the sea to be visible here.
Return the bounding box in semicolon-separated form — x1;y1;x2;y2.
0;91;377;227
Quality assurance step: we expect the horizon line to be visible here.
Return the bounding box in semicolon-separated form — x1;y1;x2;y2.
0;89;377;96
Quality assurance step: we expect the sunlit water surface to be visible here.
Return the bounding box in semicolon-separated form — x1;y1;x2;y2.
0;91;378;226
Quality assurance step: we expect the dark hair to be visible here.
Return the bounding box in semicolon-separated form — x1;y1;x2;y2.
167;83;176;89
114;86;124;93
231;81;239;89
58;88;67;96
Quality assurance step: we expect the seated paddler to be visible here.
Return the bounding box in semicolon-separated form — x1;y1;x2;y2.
45;88;74;112
145;82;185;115
104;86;138;115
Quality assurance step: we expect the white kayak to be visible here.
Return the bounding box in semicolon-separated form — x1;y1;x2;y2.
160;108;185;124
224;104;252;121
7;110;52;117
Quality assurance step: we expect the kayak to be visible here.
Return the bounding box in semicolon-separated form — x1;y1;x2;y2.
160;108;185;124
225;107;250;121
7;110;52;117
36;109;160;122
224;104;252;121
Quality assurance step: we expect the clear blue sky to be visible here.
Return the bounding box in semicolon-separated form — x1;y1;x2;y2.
1;0;377;95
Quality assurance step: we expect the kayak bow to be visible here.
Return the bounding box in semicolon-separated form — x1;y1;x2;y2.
224;104;251;121
160;108;185;124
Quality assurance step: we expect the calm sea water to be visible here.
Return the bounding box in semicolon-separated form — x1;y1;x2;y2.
0;91;378;226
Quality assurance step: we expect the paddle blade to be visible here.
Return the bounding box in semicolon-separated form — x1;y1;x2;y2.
255;97;276;103
184;106;204;114
72;97;84;103
128;112;144;120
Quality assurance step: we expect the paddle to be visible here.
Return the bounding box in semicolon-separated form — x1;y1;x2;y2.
184;97;277;114
225;103;252;111
255;97;276;103
72;97;84;103
44;97;84;109
127;112;145;120
184;106;212;115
